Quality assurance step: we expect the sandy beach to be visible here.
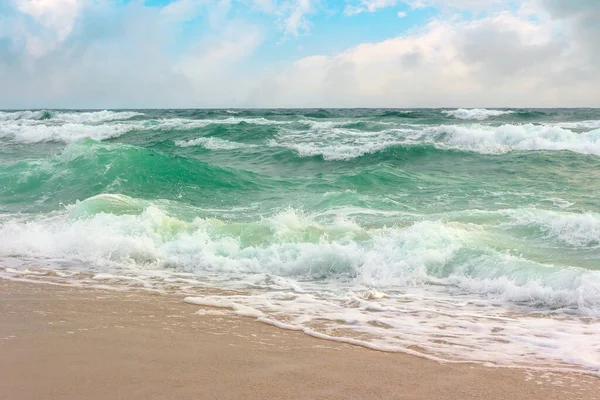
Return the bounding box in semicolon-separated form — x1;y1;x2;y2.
0;279;597;400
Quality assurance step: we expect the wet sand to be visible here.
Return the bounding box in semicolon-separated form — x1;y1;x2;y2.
0;279;597;400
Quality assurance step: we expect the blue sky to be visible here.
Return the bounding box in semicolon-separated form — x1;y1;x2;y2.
0;0;599;108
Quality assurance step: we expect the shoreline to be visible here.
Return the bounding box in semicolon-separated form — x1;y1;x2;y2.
1;279;598;399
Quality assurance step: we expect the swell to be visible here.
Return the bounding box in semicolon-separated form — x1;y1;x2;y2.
0;139;278;212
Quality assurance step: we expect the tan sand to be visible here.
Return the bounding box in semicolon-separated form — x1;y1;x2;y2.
0;279;598;400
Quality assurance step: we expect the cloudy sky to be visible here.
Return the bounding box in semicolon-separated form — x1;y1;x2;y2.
0;0;598;108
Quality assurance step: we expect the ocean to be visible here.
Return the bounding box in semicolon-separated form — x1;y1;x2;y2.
1;108;599;373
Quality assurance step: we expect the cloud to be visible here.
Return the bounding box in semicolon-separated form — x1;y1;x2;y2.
541;0;600;63
11;0;82;57
408;0;504;10
0;0;599;107
15;0;81;38
281;0;314;36
397;11;407;17
246;8;600;107
345;0;398;15
0;0;264;108
345;0;503;15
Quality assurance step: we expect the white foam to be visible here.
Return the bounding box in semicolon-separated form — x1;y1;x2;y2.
430;124;600;155
174;137;255;150
149;117;288;130
181;291;600;372
271;140;398;160
0;122;135;143
52;111;144;123
443;109;514;120
268;126;412;160
1;205;598;311
184;297;264;318
270;123;600;160
0;114;290;144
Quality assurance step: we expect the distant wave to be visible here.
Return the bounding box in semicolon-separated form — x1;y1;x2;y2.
270;123;600;160
443;108;514;120
3;110;600;160
430;123;600;155
0;116;289;144
0;110;143;123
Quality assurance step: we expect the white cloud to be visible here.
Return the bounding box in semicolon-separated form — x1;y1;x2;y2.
408;0;503;10
345;0;398;15
345;0;503;15
0;0;264;108
280;0;315;36
397;11;407;17
13;0;83;57
15;0;81;39
246;8;600;107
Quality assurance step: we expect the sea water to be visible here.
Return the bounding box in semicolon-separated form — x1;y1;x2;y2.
1;108;599;373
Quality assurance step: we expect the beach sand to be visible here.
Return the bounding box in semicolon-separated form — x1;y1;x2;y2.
1;279;597;400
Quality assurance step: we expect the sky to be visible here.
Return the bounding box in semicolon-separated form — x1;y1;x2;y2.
0;0;598;108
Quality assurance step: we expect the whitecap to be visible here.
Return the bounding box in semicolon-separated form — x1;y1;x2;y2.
174;137;255;150
443;108;514;120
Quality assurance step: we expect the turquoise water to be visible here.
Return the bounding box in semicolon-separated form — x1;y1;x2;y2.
1;108;599;370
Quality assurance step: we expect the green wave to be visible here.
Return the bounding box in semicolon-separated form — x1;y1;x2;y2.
0;139;279;212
